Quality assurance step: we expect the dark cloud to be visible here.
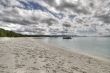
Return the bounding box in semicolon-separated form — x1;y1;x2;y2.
47;1;90;14
0;18;38;25
44;0;56;7
0;0;11;7
96;15;110;24
41;18;58;26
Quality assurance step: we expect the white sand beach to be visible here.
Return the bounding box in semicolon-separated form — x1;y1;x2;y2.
0;37;110;73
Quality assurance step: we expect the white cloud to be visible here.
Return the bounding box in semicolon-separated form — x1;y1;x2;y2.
0;0;110;36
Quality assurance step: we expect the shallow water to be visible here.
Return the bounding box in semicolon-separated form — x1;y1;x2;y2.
39;37;110;60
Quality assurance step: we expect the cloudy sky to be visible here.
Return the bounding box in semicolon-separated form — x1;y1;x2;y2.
0;0;110;36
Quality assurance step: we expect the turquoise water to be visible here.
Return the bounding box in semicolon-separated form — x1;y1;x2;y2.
39;37;110;60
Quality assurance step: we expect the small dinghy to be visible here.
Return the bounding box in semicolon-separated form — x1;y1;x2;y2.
63;36;72;39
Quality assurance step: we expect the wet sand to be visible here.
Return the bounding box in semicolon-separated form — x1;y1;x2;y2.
0;37;110;73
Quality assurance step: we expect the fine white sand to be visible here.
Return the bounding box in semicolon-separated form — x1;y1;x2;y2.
0;37;110;73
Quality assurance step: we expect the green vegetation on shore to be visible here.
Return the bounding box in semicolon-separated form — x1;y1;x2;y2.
0;28;23;37
0;28;72;37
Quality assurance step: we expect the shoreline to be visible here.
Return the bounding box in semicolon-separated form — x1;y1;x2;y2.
0;37;110;73
35;37;110;63
37;38;110;63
